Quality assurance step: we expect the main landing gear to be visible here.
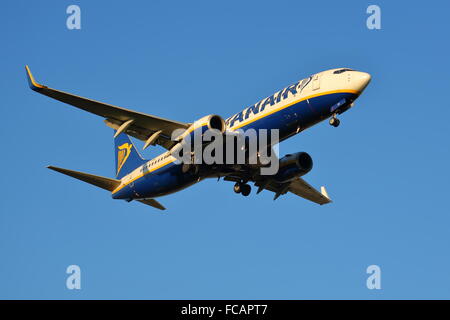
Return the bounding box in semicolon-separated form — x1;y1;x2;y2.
234;182;251;196
329;114;340;127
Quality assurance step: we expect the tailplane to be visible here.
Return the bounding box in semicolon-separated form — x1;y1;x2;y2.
114;132;146;179
47;165;166;210
47;166;121;191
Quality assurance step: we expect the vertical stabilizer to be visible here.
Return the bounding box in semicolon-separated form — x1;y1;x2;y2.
114;132;146;179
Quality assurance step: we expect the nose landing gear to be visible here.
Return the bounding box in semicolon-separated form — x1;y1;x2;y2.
329;114;340;127
234;182;251;196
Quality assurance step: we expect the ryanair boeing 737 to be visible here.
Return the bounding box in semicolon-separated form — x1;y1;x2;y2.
26;66;371;210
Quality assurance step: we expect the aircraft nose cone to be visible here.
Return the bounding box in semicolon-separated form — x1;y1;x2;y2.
353;71;371;93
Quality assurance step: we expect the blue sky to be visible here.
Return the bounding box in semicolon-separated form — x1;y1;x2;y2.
1;0;450;299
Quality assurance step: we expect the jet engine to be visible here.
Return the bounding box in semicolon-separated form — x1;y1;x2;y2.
274;152;313;183
171;114;226;173
174;114;226;143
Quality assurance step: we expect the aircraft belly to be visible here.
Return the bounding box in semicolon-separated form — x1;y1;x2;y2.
133;164;198;198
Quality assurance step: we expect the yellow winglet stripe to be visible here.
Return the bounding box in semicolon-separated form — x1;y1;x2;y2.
25;65;45;90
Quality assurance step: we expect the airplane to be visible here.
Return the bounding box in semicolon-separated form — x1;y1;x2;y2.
25;66;371;210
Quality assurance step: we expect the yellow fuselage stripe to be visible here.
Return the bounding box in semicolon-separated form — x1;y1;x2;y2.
232;89;359;130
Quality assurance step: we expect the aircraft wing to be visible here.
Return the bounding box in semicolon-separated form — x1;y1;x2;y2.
26;66;190;150
254;177;331;205
286;177;331;205
225;172;332;205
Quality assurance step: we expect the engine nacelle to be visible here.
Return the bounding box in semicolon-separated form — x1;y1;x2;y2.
274;152;313;183
171;115;226;170
174;114;226;143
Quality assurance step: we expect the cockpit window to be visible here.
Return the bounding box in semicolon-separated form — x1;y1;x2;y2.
333;68;354;74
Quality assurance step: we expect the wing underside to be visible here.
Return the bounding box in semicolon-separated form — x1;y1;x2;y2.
25;66;189;150
264;177;331;205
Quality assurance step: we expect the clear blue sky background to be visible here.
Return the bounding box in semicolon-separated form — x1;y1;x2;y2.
1;0;449;299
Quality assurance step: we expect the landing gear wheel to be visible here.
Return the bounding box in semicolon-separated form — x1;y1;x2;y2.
329;117;340;127
234;182;251;196
240;184;251;196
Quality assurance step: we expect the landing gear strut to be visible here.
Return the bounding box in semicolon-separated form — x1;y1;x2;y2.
329;114;340;127
234;182;251;196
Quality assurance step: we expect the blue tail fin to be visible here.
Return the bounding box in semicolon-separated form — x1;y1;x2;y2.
114;132;146;179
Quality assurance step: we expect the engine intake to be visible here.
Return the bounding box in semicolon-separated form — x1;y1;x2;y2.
174;114;226;143
207;114;226;133
170;114;226;164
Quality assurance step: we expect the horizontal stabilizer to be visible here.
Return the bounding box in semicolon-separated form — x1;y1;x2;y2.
47;166;121;192
137;198;166;210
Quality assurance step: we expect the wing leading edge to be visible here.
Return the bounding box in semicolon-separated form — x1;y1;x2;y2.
25;66;189;150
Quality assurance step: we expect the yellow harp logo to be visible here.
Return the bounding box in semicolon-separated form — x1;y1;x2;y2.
117;143;133;176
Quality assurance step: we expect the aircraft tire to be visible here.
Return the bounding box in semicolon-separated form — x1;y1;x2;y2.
329;117;340;127
241;184;251;196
